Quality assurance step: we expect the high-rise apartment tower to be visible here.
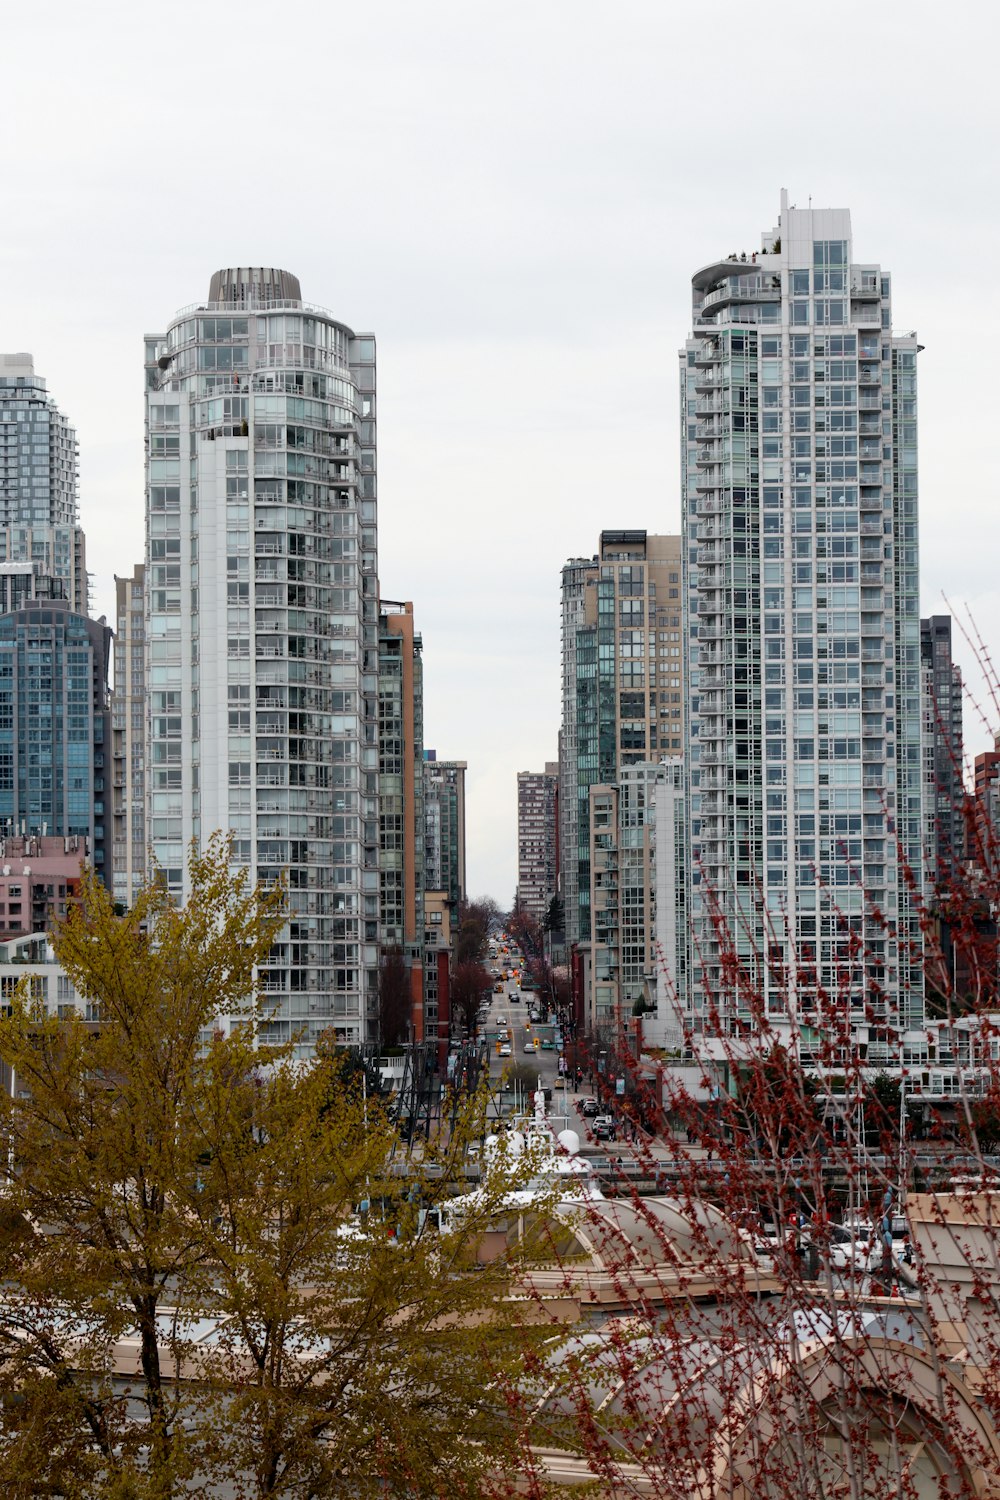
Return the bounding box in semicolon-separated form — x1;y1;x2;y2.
562;531;683;949
0;355;88;613
144;269;380;1051
680;193;923;1043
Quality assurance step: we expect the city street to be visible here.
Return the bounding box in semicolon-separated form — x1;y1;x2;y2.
480;971;578;1132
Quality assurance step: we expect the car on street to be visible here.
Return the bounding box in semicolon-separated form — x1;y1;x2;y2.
523;1040;535;1054
540;1038;555;1050
593;1115;615;1140
580;1099;600;1117
499;1042;512;1057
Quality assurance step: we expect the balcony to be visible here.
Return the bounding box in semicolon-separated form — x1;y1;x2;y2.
694;369;725;392
700;279;780;316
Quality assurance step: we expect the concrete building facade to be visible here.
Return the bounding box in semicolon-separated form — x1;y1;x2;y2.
0;834;86;940
516;764;558;926
588;764;657;1035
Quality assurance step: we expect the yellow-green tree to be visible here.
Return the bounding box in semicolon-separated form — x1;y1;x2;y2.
0;835;285;1496
0;839;562;1498
183;1048;559;1498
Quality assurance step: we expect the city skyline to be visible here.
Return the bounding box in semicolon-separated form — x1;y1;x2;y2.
2;2;998;902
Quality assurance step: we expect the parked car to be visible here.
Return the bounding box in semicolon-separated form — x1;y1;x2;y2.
826;1224;873;1274
593;1115;615;1141
580;1099;600;1117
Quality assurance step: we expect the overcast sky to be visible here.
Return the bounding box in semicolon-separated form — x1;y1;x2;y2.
2;0;998;903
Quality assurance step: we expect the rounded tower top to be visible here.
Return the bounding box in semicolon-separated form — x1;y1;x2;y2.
207;267;301;307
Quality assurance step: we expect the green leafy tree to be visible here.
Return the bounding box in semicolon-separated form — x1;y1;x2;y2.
0;839;559;1498
0;834;285;1496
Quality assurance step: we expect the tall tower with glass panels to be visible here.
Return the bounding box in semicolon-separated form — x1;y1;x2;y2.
569;531;683;951
144;269;379;1052
559;556;598;946
0;354;88;613
378;600;425;1025
0;605;111;867
680;193;923;1050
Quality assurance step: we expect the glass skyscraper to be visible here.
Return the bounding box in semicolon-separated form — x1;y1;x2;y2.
0;354;88;614
0;606;111;866
144;268;379;1051
566;531;683;949
0;356;107;881
680;193;923;1049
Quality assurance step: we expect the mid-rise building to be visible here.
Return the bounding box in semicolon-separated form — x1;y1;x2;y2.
680;193;923;1045
562;531;683;950
423;755;466;915
516;764;558;926
378;600;425;1026
652;757;686;1045
559;557;598;945
588;764;658;1034
112;566;146;908
144;268;380;1050
920;614;965;891
0;834;86;939
971;743;1000;878
422;887;452;1050
0;602;111;879
0;562;68;613
0;355;88;614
